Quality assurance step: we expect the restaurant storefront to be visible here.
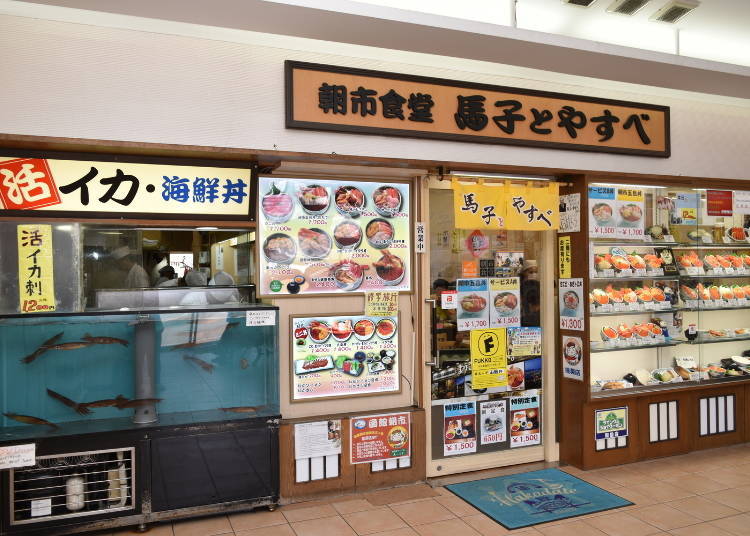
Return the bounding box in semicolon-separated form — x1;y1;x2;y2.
1;6;749;535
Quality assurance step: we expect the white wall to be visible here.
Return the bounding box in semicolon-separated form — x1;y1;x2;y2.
1;13;749;180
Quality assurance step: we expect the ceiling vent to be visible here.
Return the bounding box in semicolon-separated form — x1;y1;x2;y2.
562;0;598;7
650;0;699;23
606;0;651;15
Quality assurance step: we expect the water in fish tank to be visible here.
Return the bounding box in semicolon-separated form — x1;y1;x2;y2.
0;308;279;440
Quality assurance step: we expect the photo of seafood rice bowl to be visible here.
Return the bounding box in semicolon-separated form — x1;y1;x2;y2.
591;202;613;225
374;250;405;285
334;185;365;217
372;186;402;217
330;260;365;291
263;233;296;264
297;184;329;214
460;294;487;315
365;218;394;249
333;221;363;249
297;228;331;259
494;292;518;316
261;183;293;223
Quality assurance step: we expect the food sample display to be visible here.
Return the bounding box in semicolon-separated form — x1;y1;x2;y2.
258;177;411;295
291;314;400;400
587;184;750;394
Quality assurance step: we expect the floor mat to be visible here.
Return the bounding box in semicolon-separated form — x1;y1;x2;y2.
446;468;632;529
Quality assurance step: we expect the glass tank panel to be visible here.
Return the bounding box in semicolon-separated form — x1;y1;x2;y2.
0;307;279;441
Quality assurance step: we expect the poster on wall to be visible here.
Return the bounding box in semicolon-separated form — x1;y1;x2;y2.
615;187;645;239
489;277;520;328
509;394;541;448
595;407;628;440
495;251;524;277
291;314;399;400
294;420;342;459
588;186;617;238
707;190;733;217
351;412;410;464
507;327;542;358
480;400;507;445
559;193;581;233
562;335;584;381
18;224;56;313
456;278;489;331
257;176;411;296
674;192;698;225
559;278;584;331
444;401;477;456
733;191;750;216
558;236;571;279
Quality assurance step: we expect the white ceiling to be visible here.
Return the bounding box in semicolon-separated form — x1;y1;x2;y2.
353;0;750;67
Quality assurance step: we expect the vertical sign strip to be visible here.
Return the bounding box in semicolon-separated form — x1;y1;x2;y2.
17;224;56;313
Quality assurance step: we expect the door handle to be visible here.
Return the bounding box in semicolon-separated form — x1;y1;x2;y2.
425;298;438;367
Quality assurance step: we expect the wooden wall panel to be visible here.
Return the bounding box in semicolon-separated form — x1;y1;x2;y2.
581;399;640;470
694;385;745;451
636;391;692;459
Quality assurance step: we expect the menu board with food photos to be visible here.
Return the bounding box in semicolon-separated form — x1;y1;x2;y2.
588;186;644;239
291;314;400;400
258;177;411;296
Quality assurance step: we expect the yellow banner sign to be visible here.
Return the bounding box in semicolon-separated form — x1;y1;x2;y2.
558;236;572;279
287;61;670;157
0;157;252;218
469;328;508;389
365;291;399;317
452;180;507;230
17;224;56;313
504;183;560;231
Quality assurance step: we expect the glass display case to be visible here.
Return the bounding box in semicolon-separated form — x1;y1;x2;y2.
587;183;750;395
0;307;278;441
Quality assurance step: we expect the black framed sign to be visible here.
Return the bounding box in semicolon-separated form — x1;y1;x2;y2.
286;60;670;158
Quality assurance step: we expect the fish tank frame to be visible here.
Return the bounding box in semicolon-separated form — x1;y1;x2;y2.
0;304;280;535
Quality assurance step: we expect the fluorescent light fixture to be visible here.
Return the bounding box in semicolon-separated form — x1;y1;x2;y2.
591;182;667;189
55;225;72;231
450;171;553;181
196;226;219;230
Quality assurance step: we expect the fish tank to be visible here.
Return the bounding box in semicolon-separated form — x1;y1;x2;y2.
0;306;279;442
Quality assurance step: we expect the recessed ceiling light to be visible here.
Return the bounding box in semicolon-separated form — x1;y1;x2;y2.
650;0;699;23
607;0;651;16
562;0;598;7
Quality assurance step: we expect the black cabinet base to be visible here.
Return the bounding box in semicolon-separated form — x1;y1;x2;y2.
1;417;280;536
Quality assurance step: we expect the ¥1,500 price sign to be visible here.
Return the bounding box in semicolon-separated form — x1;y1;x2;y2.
559;278;583;331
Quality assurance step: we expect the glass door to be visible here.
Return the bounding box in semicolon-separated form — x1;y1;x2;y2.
424;178;551;476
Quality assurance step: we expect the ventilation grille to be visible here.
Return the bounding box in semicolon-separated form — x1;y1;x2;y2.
650;1;699;23
10;447;135;525
563;0;598;7
607;0;650;15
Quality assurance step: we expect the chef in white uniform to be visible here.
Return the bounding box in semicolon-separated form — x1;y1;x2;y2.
112;246;150;289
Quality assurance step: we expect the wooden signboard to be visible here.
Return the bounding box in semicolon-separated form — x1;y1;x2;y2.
286;61;670;158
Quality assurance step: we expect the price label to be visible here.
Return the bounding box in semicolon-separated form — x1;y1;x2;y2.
614;302;628;311
685;299;699;309
617;269;633;278
686;266;705;276
598;304;613;313
510;432;540;448
723;236;733;244
643;302;655;310
657;301;672;310
702;235;713;244
628;302;641;311
643;235;653;242
736;267;747;275
0;444;35;470
703;300;715;308
725;267;735;275
728;298;739;307
634;269;647;277
602;269;615;279
710;267;725;275
664;235;675;242
560;317;583;330
648;268;664;276
738;298;748;307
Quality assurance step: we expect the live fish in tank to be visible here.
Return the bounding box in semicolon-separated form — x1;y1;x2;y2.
82;395;129;409
184;355;215;373
3;412;58;430
46;388;90;416
20;331;64;364
21;341;95;364
82;333;129;346
240;358;249;370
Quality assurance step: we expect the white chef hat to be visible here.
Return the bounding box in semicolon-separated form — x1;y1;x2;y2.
112;246;132;260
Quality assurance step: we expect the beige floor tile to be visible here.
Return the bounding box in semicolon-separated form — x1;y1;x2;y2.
628;481;693;503
172;515;233;536
594;468;655;487
343;507;408;535
229;510;288;531
535;520;607;536
333;499;380;515
613;486;663;507
282;500;331;511
113;524;173;536
628;503;702;531
435;495;480;517
368;528;419;536
391;498;456;526
662;474;729;495
282;503;338;523
413;518;482;536
291;515;357;536
583;511;662;536
463;513;514;535
710;513;750;535
695;469;750;488
704;487;750;512
364;485;440;507
576;475;626;492
668;522;735;536
666;495;741;522
234;525;296;536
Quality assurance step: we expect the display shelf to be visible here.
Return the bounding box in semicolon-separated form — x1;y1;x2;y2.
682;305;750;312
591;275;678;282
686;334;750;345
679;273;750;279
590;339;686;353
673;243;750;249
591;307;680;317
590;375;750;399
590;240;682;247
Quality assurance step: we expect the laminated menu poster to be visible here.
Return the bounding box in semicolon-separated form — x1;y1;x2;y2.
350;412;410;464
509;393;541;448
456;278;490;331
506;358;541;391
291;314;399;400
444;401;477;456
559;278;584;331
480;400;507;445
489;277;521;328
562;335;583;381
507;327;542;358
258;177;411;295
615;187;645;239
674;192;698;225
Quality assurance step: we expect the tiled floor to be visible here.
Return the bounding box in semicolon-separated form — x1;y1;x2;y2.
101;443;750;536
